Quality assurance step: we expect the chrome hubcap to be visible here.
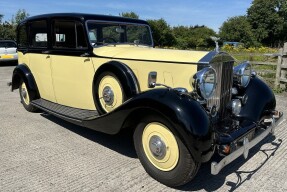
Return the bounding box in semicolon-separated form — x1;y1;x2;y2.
102;86;114;105
149;135;166;160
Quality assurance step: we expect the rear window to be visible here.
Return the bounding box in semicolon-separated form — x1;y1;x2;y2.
29;20;48;48
0;41;16;48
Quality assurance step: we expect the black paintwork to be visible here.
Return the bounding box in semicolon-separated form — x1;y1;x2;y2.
20;13;149;26
86;88;214;163
238;76;276;122
11;64;40;99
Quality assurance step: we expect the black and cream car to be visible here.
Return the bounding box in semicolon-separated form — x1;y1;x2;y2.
10;13;283;187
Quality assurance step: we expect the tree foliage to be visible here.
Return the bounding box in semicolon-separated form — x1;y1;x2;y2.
174;25;216;49
0;9;29;40
247;0;287;47
219;16;257;47
119;12;139;19
147;18;176;47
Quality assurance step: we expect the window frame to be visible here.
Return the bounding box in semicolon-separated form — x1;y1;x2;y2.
17;23;28;49
27;19;49;49
51;19;88;50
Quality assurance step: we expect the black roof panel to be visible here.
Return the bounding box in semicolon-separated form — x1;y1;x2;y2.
21;13;149;25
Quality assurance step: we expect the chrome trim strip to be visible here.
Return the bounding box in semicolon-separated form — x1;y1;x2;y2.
211;112;284;175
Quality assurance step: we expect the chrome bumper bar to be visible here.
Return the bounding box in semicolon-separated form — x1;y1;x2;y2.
211;112;284;175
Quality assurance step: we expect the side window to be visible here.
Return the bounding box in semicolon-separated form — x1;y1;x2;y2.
29;20;48;48
53;20;87;49
18;24;28;48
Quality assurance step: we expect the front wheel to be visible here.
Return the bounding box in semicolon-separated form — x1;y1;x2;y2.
19;80;38;112
94;72;126;114
133;116;200;187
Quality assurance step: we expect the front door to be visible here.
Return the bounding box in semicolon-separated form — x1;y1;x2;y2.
50;20;96;110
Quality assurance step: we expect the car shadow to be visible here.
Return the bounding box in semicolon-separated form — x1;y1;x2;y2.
39;112;282;191
40;113;137;158
178;135;282;191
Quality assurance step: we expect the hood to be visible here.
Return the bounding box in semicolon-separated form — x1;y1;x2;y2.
92;45;211;64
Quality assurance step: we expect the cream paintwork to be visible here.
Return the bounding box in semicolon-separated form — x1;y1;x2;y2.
18;46;208;111
28;53;56;102
98;75;123;112
92;46;205;92
142;122;179;171
50;55;96;110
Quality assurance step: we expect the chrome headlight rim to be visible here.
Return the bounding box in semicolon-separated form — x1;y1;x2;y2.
233;61;252;88
193;67;217;100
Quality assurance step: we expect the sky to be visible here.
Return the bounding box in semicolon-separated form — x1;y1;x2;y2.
1;0;253;32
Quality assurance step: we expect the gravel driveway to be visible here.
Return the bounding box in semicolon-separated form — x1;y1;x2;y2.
0;64;286;191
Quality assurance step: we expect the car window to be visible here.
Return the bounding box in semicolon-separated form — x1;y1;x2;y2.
53;20;87;49
29;20;48;48
0;41;16;48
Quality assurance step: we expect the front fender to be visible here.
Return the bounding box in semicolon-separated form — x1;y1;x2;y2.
239;77;276;121
83;88;213;163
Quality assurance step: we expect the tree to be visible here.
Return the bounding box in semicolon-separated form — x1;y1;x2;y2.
219;16;257;47
147;18;176;47
0;9;29;40
119;12;139;19
11;9;29;25
247;0;285;47
173;25;216;49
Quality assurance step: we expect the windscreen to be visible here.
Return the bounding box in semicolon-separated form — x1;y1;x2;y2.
87;21;153;47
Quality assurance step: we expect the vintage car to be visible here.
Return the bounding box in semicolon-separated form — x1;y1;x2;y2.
10;13;283;187
0;40;18;63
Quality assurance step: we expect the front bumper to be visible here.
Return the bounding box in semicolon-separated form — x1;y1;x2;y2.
211;111;284;175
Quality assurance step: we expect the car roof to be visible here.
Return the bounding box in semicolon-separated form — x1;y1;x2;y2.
20;13;149;25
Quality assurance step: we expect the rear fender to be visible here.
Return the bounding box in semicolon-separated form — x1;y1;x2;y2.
11;64;40;99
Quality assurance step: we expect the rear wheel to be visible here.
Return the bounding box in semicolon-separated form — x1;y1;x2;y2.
19;80;38;112
133;116;200;187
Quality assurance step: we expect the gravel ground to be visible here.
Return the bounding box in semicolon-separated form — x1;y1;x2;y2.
0;64;286;192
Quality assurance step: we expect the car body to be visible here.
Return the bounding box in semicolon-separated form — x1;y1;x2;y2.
0;40;18;63
11;13;283;187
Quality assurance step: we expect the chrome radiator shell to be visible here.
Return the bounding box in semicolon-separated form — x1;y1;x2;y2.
206;53;234;117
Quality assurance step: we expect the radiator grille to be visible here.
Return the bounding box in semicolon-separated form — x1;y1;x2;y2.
207;61;234;117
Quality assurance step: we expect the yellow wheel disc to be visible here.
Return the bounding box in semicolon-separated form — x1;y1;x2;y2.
142;122;179;171
98;75;123;113
20;82;30;105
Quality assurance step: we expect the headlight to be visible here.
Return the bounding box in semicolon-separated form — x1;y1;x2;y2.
233;62;251;88
193;67;217;99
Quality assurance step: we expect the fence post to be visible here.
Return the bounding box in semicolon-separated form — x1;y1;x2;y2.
275;48;283;89
280;43;287;89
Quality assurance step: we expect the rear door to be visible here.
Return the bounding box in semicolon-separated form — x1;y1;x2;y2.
27;20;56;102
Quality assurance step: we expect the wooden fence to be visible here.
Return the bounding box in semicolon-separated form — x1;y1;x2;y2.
231;42;287;89
275;42;287;89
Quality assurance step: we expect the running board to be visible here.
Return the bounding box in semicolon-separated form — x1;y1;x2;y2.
31;99;99;122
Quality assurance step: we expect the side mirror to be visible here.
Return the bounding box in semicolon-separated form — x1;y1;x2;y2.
148;71;157;88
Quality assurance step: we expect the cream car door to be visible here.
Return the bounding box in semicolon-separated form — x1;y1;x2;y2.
50;20;96;110
27;20;56;102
